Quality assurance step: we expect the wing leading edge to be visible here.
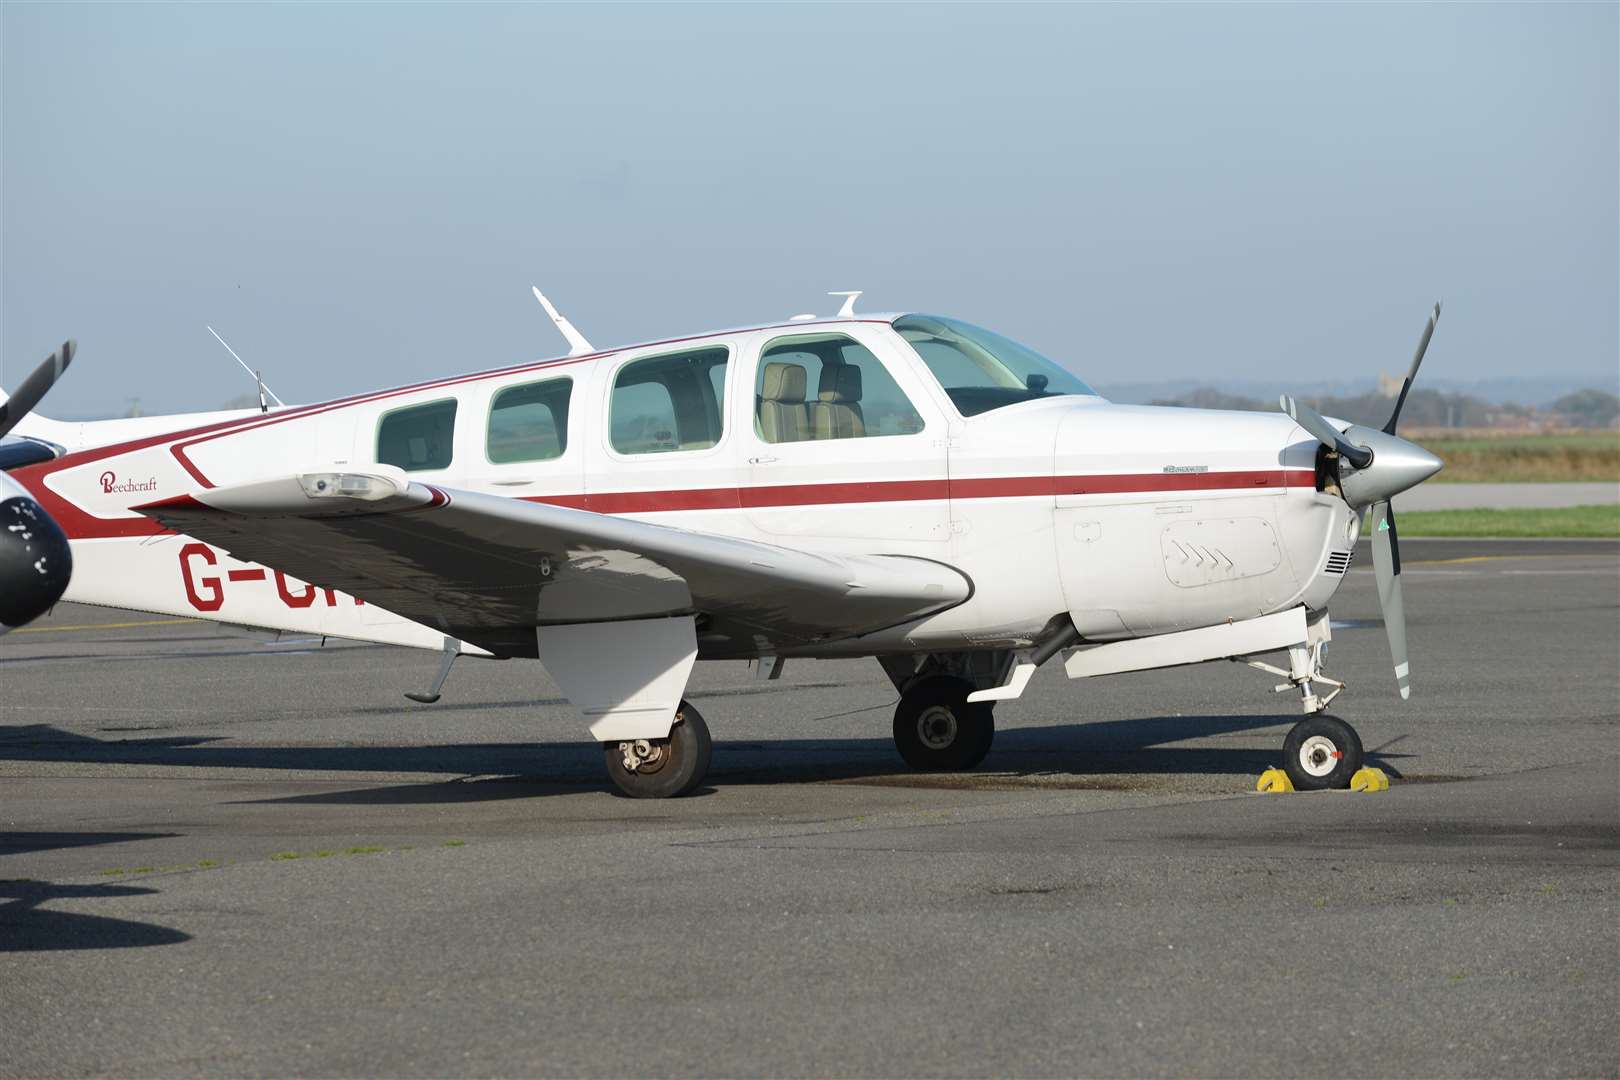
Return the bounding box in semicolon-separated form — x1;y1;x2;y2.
136;469;970;658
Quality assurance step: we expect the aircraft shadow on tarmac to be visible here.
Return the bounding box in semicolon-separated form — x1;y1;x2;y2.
0;831;182;857
0;878;192;953
0;714;1415;805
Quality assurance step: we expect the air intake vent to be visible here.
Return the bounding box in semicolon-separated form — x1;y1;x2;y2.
1324;550;1354;575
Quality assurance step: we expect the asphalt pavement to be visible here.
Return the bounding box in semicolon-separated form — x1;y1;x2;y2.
1400;482;1617;511
2;538;1616;1078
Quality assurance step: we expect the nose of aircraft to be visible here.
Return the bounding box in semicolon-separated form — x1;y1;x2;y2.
1336;426;1444;508
0;492;73;632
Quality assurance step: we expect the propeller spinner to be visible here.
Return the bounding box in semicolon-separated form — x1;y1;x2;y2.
1280;305;1444;700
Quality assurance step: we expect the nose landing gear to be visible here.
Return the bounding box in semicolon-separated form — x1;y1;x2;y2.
1281;713;1365;791
1239;612;1366;789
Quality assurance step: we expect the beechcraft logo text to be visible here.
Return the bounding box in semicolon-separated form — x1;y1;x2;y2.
99;471;158;495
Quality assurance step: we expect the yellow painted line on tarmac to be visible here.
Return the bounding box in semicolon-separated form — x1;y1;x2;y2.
11;618;198;634
1405;552;1597;567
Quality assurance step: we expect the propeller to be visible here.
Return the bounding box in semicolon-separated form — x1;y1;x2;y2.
1279;305;1443;701
0;340;74;439
1384;302;1441;436
1367;499;1408;699
1279;394;1373;469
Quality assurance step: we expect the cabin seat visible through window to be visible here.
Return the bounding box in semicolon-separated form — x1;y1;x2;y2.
757;361;810;443
753;333;923;443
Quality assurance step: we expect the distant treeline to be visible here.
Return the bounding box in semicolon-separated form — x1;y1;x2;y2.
1147;386;1620;430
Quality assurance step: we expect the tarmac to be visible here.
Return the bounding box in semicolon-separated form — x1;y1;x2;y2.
1400;481;1617;510
2;538;1617;1078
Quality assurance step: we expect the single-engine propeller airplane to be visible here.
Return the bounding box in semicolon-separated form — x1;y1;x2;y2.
5;294;1444;795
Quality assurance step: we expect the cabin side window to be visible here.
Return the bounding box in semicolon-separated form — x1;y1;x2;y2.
486;376;572;464
376;398;457;472
754;333;925;444
609;346;729;455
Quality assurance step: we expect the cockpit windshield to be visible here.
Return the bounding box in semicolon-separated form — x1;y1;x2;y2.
893;314;1096;417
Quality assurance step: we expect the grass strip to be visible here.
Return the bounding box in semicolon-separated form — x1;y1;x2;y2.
1422;433;1619;483
1397;504;1619;538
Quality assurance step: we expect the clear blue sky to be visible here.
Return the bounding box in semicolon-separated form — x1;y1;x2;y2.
4;2;1615;415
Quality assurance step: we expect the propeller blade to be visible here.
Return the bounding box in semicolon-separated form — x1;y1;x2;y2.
1383;302;1441;435
1280;394;1374;470
1368;499;1410;700
0;341;75;440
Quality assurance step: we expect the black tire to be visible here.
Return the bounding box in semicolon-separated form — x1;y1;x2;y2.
1281;713;1364;791
893;677;995;772
602;701;712;798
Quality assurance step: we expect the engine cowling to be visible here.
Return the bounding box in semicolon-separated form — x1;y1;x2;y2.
0;476;73;633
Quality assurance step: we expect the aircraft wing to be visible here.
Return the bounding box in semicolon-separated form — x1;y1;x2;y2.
136;469;970;658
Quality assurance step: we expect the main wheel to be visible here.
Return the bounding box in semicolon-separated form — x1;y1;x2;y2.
1281;713;1364;791
893;677;994;772
602;700;712;798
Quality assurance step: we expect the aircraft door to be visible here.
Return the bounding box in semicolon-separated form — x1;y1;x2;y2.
742;326;949;544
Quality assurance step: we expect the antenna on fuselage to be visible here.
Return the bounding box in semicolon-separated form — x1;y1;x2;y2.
828;290;862;318
206;326;285;413
531;287;596;356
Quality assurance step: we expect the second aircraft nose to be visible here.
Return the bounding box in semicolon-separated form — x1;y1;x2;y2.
0;493;73;632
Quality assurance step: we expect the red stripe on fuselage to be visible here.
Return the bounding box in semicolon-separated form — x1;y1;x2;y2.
1056;469;1307;496
26;470;1314;540
521;470;1315;516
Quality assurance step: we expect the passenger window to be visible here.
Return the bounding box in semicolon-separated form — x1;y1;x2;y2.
377;398;457;472
610;346;729;455
754;334;924;444
487;377;571;463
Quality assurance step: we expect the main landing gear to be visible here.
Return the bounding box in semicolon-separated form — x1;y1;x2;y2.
893;677;995;772
602;700;712;798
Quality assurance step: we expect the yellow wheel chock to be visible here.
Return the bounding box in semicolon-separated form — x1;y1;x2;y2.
1256;766;1389;793
1350;766;1390;792
1255;768;1294;793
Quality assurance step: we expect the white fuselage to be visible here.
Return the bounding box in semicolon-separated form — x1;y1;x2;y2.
11;315;1357;659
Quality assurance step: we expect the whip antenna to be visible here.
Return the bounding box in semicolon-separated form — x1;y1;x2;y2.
207;326;285;412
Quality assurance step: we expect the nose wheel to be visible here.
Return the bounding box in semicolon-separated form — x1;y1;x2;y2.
602;700;712;798
893;677;995;772
1281;713;1364;790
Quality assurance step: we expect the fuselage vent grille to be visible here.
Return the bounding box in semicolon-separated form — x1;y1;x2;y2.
1324;550;1354;575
